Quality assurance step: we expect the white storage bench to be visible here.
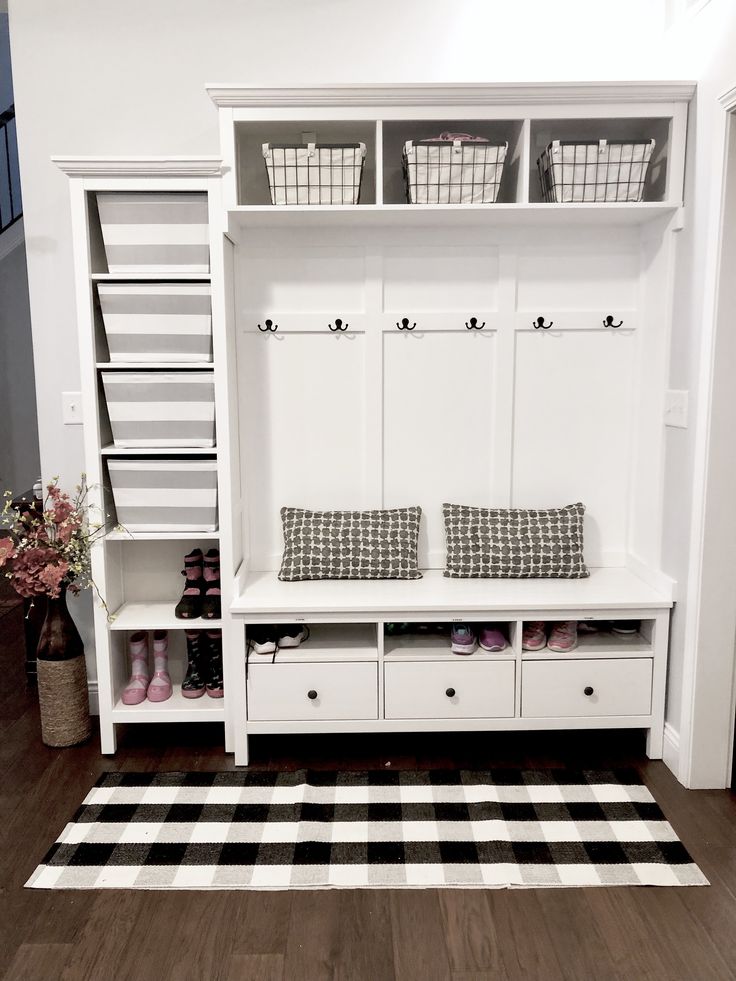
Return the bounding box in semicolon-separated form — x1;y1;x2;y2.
231;567;672;767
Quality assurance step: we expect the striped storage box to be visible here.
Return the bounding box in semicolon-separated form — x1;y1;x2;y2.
97;283;212;363
101;371;215;448
107;460;218;532
96;192;210;273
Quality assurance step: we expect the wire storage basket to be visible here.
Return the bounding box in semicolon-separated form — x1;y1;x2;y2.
262;142;367;205
403;139;508;204
538;139;655;203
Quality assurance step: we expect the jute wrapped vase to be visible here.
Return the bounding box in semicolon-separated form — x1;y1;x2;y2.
36;586;91;747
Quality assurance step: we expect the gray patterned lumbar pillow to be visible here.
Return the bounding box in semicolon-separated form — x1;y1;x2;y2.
443;502;589;579
279;506;423;581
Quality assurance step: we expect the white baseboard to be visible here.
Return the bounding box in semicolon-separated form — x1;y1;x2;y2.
88;680;99;716
663;721;680;776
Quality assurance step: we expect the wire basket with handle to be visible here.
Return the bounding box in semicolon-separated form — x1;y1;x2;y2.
403;137;508;204
537;139;655;203
263;142;366;205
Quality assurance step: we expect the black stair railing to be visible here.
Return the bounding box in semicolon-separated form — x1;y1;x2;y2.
0;104;22;235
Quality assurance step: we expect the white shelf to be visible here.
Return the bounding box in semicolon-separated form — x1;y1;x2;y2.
251;623;378;663
97;362;214;370
109;602;223;631
228;202;681;233
522;630;653;660
101;444;217;456
91;272;211;281
232;567;673;618
111;689;225;723
106;529;220;542
385;632;515;661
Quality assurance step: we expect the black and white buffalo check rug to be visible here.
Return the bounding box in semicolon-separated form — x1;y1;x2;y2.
26;768;708;890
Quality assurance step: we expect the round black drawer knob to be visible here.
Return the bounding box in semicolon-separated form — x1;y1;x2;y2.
584;686;594;696
307;690;318;700
446;688;456;698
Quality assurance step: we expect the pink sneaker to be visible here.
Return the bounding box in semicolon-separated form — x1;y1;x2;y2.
547;621;578;653
522;621;546;651
478;626;507;652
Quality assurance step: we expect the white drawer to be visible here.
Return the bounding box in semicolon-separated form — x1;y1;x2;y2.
384;661;515;720
247;661;378;721
522;658;653;718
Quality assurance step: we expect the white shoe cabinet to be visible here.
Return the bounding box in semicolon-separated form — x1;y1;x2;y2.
56;82;693;764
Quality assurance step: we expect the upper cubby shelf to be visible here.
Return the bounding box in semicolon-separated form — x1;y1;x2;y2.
227;202;680;235
210;82;693;228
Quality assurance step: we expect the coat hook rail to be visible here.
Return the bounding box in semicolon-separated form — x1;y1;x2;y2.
533;316;553;330
258;319;278;332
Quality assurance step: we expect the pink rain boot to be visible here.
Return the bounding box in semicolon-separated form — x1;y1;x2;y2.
122;631;149;705
147;630;173;702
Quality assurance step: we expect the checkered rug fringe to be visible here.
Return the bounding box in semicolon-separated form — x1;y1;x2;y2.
26;768;708;890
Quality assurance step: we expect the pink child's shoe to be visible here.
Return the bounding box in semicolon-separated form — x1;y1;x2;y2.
478;625;507;652
522;621;546;652
547;621;578;653
147;630;172;702
121;631;149;705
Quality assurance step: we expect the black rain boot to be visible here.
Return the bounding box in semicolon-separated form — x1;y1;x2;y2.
205;630;224;698
201;548;221;620
174;548;205;619
181;630;207;699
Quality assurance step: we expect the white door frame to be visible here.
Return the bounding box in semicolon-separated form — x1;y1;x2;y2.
677;85;736;789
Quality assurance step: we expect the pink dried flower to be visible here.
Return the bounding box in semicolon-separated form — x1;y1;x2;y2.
2;475;112;617
51;498;75;524
0;538;15;568
38;561;70;598
10;546;59;598
55;519;80;545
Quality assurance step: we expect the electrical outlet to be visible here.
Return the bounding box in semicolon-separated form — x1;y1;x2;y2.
62;392;83;425
664;389;688;429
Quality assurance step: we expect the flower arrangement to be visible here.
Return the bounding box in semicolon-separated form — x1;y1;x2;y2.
1;476;111;613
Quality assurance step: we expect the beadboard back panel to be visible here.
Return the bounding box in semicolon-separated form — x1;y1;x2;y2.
235;226;645;571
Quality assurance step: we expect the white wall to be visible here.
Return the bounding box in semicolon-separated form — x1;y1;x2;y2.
0;11;39;498
0;236;39;494
7;0;685;685
658;0;736;784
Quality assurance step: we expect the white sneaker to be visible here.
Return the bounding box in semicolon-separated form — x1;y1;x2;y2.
249;626;278;655
277;625;309;649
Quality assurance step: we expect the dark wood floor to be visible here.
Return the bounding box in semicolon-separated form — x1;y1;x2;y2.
2;596;736;981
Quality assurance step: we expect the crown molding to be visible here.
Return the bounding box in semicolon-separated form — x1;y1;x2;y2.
51;156;223;178
719;85;736;111
206;81;697;109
